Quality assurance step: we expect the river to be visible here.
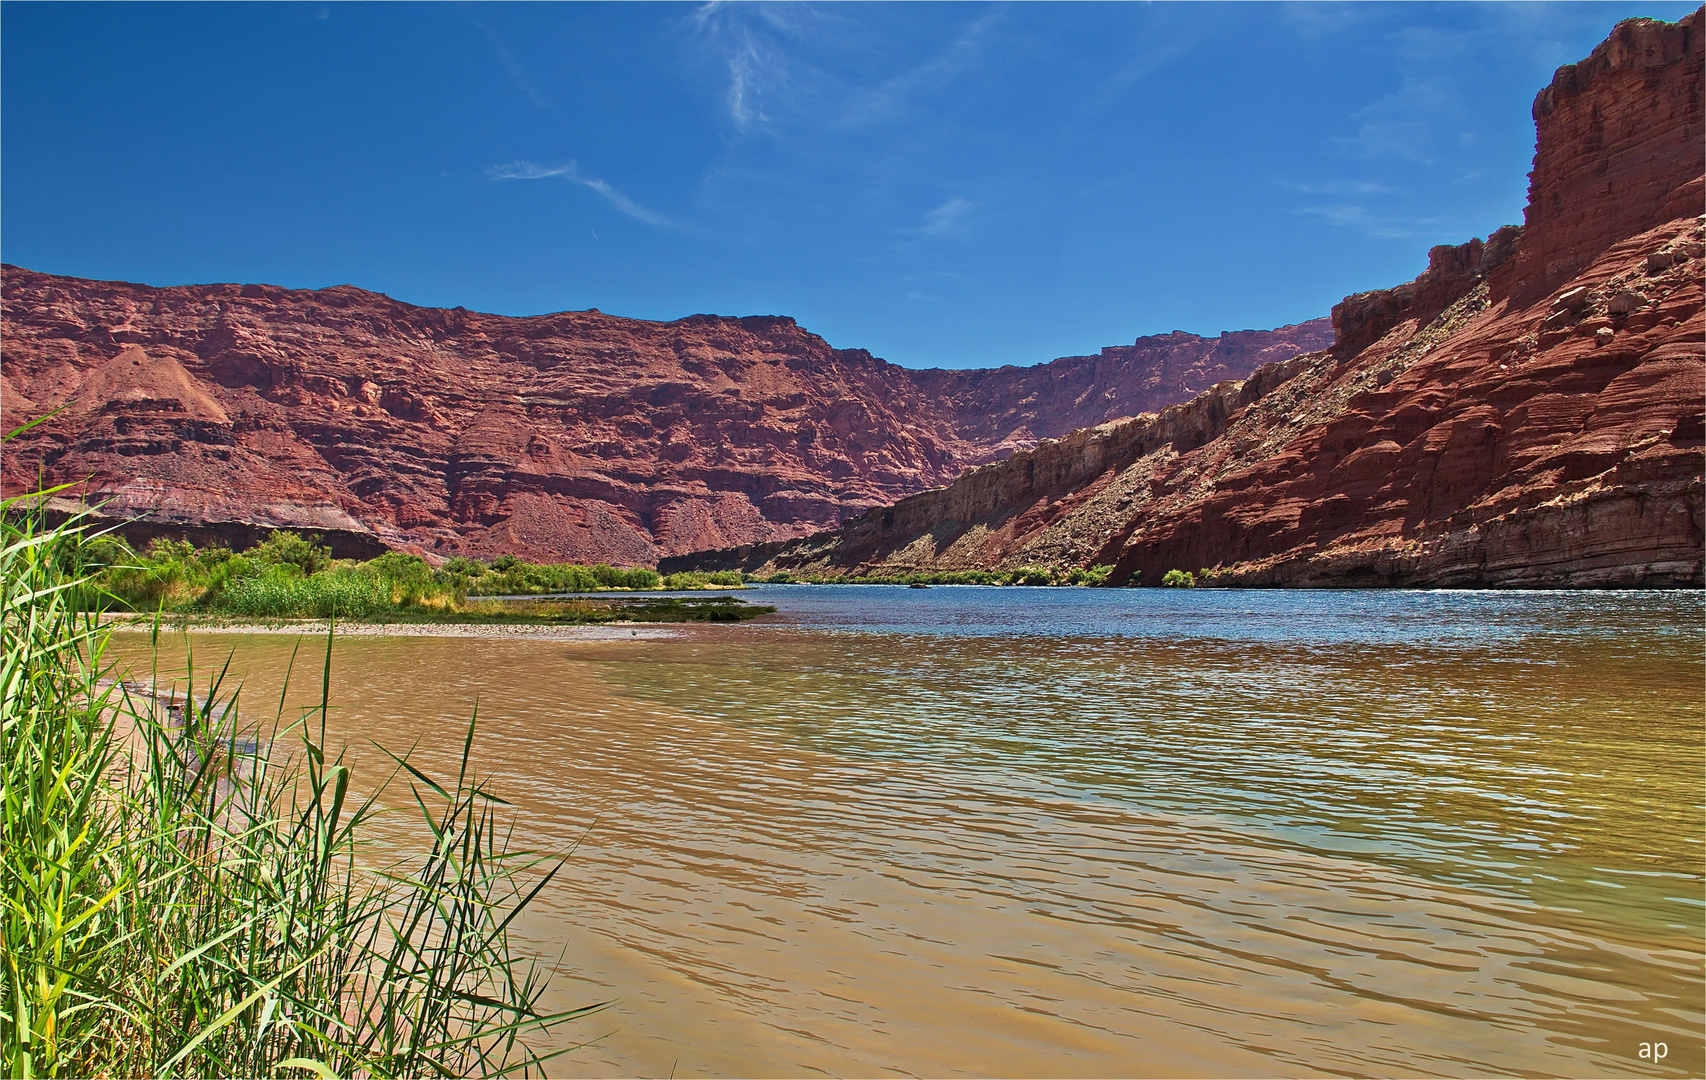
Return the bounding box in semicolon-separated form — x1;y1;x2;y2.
111;587;1704;1077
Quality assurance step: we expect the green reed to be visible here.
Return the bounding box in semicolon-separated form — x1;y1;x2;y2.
210;570;395;620
2;488;603;1077
77;533;725;620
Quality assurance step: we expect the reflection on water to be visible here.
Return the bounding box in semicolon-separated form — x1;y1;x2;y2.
111;589;1704;1078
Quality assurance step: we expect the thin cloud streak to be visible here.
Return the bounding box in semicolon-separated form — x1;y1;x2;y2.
694;0;792;132
1291;203;1438;240
476;21;546;108
488;160;676;228
1281;180;1396;196
840;10;999;128
691;3;1000;136
894;196;975;238
726;38;766;130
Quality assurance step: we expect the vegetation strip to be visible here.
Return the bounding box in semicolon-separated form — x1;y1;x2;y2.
57;529;771;624
2;481;603;1076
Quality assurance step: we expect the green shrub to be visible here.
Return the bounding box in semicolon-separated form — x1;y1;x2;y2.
589;563;661;589
365;550;432;584
248;530;332;576
436;555;484;584
145;536;198;565
1161;568;1196;588
199;552;258;596
1064;564;1114;586
463;559;664;596
658;570;742;589
620;567;661;589
94;536;237;610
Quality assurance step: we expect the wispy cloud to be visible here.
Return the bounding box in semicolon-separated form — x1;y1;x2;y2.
476;21;546;108
1284;179;1426;238
896;196;975;238
1276;2;1384;41
689;2;997;137
1327;25;1481;165
1076;19;1202;118
1280;180;1396;197
1291;203;1439;240
840;11;999;128
725;38;767;129
693;1;804;132
1332;117;1438;164
487;161;675;228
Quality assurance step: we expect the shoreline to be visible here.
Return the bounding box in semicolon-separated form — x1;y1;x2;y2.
102;618;685;641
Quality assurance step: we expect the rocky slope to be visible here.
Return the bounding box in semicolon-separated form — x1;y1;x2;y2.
0;267;1327;562
670;11;1704;588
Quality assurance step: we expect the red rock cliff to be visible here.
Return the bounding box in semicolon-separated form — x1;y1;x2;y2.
0;268;1327;563
681;10;1704;588
1496;10;1704;305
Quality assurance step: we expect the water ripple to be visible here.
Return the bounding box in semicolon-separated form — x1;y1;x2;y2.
109;590;1704;1078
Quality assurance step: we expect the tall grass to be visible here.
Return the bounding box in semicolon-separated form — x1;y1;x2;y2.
2;488;601;1077
211;568;395;619
73;531;744;619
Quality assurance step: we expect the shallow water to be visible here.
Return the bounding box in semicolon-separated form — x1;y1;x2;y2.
111;588;1705;1077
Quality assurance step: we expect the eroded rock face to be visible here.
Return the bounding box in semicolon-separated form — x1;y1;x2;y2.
0;268;1327;563
1332;228;1521;358
673;11;1704;589
1499;11;1705;306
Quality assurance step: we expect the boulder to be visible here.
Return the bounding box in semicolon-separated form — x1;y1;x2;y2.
1608;289;1648;315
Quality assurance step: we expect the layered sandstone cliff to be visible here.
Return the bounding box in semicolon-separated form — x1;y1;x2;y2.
0;266;1327;562
671;11;1704;588
1498;11;1705;306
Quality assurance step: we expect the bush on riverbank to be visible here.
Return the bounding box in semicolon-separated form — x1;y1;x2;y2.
471;553;662;594
74;531;762;620
658;569;744;589
2;492;599;1076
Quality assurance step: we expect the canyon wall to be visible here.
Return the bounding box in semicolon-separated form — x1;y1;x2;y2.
0;266;1327;562
1496;11;1705;306
672;11;1704;588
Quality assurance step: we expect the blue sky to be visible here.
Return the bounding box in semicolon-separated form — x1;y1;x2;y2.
3;2;1696;369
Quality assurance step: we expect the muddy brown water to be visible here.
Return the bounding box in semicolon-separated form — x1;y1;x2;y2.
109;588;1704;1077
